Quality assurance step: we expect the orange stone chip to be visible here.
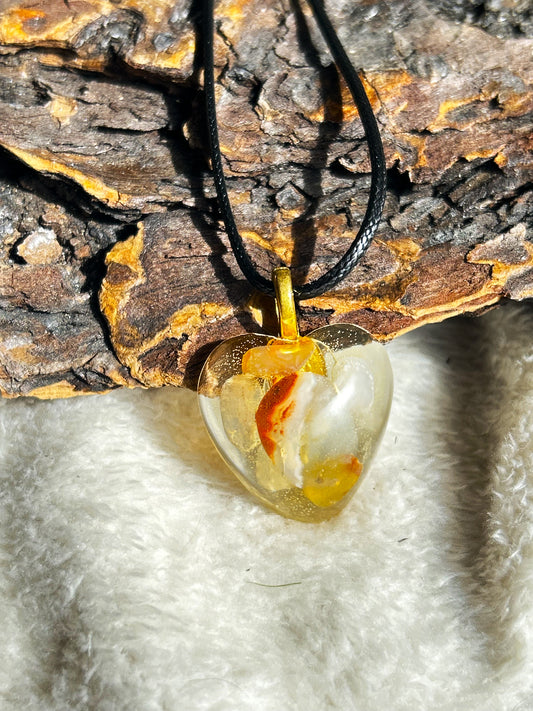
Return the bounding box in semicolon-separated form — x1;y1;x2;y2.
242;337;317;378
255;372;298;458
303;455;363;508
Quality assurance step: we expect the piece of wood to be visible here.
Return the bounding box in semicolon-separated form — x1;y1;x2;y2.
0;0;531;396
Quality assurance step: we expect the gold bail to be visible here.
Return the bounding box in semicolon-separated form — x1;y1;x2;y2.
272;267;299;340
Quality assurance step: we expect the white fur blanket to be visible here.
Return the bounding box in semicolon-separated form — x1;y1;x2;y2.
1;303;532;711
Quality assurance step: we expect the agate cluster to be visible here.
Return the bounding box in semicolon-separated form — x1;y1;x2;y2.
199;324;392;522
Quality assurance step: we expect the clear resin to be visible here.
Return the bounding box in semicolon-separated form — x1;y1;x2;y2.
198;324;392;522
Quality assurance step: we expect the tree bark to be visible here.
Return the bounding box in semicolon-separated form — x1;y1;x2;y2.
0;0;531;397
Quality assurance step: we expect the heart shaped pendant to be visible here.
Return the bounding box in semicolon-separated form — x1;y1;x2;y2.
198;268;393;522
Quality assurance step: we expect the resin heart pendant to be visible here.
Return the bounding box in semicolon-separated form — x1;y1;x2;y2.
198;268;393;522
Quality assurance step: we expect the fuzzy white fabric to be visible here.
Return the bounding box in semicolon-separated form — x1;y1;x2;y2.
1;303;533;711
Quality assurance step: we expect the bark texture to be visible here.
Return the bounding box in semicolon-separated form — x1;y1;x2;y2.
0;0;531;396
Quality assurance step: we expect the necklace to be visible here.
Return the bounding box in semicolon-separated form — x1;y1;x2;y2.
198;0;393;522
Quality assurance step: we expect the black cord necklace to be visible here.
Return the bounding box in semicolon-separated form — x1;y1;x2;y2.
198;0;393;523
202;0;387;299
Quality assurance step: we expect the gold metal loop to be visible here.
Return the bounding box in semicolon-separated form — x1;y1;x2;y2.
272;267;299;340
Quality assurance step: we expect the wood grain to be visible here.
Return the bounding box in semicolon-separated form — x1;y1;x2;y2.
0;0;531;396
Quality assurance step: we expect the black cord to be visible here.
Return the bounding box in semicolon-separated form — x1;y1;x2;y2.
203;0;387;300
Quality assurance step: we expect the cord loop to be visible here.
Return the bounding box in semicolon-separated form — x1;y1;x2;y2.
203;0;387;300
